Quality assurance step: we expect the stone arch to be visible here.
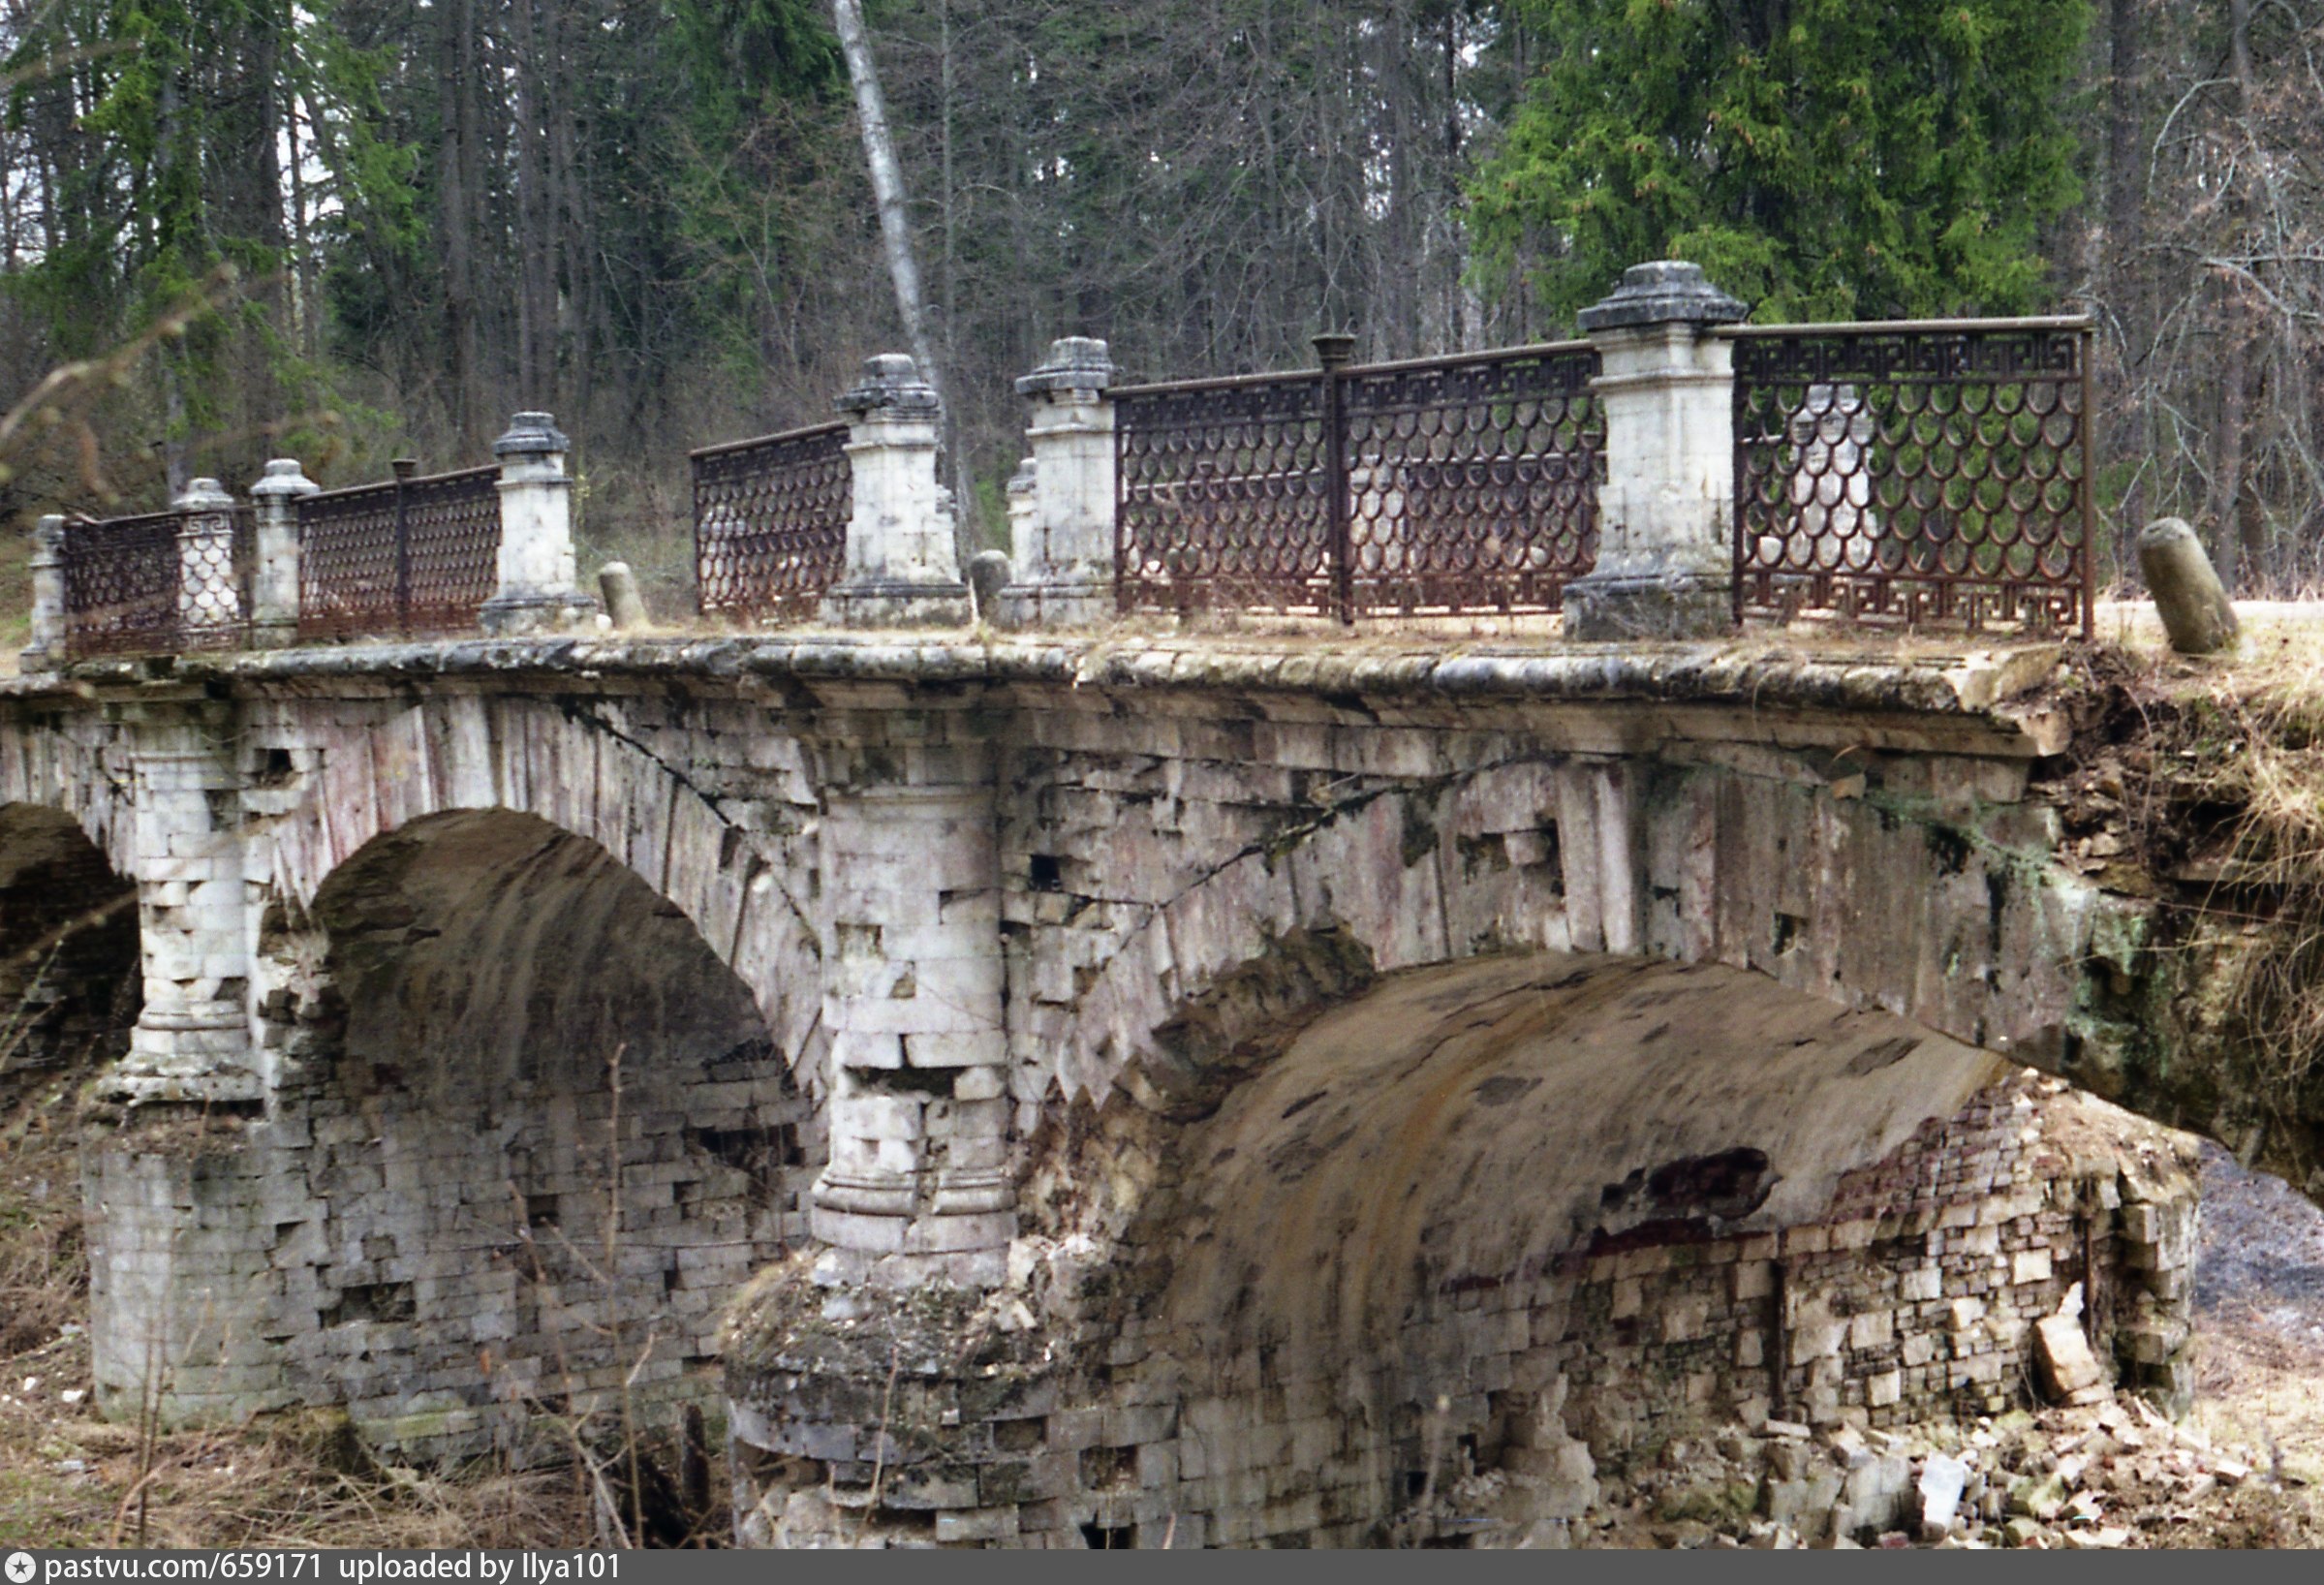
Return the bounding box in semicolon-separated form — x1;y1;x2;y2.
259;806;823;1460
264;697;820;1070
1101;953;2187;1544
0;716;138;877
1054;752;2103;1112
0;802;139;1084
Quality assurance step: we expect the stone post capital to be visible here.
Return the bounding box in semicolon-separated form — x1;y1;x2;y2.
1015;337;1115;400
493;411;572;461
172;478;236;515
248;458;320;502
1578;260;1748;335
837;355;942;420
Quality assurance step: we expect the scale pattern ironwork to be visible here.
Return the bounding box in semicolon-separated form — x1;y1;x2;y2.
297;465;500;640
1341;346;1601;614
61;507;251;658
693;421;852;622
1115;344;1601;619
1115;373;1331;614
1732;322;2094;637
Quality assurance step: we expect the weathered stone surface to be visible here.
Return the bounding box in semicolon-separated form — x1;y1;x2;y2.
598;560;650;629
0;628;2248;1540
2135;517;2239;655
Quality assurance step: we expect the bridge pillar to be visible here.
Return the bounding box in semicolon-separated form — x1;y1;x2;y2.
1564;260;1748;640
809;759;1012;1287
247;458;319;648
998;335;1117;629
104;718;260;1106
481;412;598;635
820;356;975;628
20;513;64;670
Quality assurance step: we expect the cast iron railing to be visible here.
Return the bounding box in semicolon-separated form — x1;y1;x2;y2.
693;421;852;623
60;507;252;659
1113;339;1603;621
1728;318;2096;637
296;461;501;640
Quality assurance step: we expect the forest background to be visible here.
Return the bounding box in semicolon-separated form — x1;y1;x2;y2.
0;0;2312;607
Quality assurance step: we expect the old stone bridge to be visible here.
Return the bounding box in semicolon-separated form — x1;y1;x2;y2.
0;628;2234;1545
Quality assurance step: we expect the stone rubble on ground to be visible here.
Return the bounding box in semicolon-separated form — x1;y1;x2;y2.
1421;1384;2304;1548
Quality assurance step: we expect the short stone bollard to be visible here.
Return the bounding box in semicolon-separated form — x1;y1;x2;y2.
967;549;1011;621
2136;517;2239;656
595;557;650;627
598;561;650;631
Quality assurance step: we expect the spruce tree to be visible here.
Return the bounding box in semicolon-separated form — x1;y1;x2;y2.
1470;0;2091;324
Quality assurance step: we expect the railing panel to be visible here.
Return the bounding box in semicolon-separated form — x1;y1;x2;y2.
1340;345;1602;615
60;508;252;659
403;467;503;632
297;465;499;640
1730;320;2095;637
1113;344;1601;620
693;421;852;623
1114;373;1331;615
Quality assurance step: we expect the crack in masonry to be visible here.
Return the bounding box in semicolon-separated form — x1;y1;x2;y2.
1075;754;1570;1072
551;698;826;989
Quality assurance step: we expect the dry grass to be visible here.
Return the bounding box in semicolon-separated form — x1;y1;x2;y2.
2070;606;2324;1126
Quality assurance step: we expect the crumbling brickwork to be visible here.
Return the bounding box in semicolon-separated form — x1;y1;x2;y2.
728;1070;2197;1547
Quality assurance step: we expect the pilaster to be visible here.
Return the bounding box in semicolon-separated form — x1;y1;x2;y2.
810;748;1010;1288
104;714;260;1107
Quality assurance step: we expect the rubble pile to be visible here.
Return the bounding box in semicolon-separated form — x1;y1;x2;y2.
1421;1388;2317;1548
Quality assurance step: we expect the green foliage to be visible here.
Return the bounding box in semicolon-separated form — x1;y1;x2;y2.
1470;0;2091;324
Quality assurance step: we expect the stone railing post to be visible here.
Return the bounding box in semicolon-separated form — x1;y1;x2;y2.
20;513;65;670
998;336;1116;628
820;355;973;627
1564;260;1748;640
174;478;242;642
247;459;318;648
482;412;597;635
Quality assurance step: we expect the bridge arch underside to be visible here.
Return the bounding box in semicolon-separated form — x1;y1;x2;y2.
0;803;138;1085
731;952;2196;1549
95;809;823;1459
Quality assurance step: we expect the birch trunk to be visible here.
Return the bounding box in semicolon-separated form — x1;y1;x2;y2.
830;0;972;562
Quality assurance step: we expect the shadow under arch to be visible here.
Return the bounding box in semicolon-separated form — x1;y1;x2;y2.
0;801;139;1088
999;948;2196;1547
267;807;823;1461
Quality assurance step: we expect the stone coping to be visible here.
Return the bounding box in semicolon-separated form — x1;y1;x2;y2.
2;631;2070;721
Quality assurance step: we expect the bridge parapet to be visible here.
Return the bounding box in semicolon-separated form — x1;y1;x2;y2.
24;261;2099;672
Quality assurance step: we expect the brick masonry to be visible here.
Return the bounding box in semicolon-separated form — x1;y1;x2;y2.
727;1065;2196;1548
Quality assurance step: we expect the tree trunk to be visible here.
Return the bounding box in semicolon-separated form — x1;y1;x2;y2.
2211;329;2247;592
2104;0;2146;529
829;0;972;557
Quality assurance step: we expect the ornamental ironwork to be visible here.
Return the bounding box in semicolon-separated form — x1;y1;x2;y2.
693;421;852;623
61;506;251;659
1114;341;1603;621
1730;319;2095;637
297;462;500;640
